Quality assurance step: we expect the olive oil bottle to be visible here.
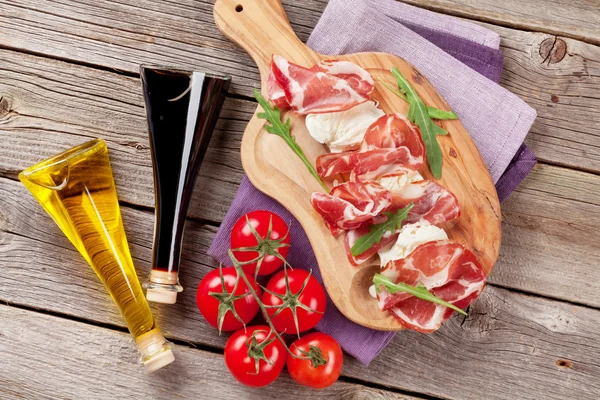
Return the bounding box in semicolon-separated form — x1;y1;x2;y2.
19;139;174;372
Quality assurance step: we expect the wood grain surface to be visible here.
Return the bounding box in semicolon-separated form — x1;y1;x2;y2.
397;0;600;45
1;0;599;398
0;47;249;222
0;305;417;400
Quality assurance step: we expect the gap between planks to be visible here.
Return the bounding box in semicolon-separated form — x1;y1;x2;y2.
395;0;600;46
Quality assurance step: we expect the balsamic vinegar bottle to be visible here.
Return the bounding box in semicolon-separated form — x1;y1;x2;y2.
141;65;231;304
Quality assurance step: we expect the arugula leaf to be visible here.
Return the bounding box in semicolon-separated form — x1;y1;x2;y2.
254;89;329;193
391;67;446;179
350;204;414;257
379;79;458;120
372;274;468;316
426;108;458;120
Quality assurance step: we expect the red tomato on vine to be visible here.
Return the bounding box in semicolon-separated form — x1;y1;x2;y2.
230;210;290;276
287;332;343;389
224;325;287;388
262;268;326;334
196;266;261;334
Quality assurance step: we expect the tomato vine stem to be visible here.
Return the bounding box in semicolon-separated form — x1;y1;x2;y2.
227;249;327;365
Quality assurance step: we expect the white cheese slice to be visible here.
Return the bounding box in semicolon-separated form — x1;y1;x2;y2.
369;222;448;299
378;222;449;268
378;171;423;191
368;284;378;299
305;101;384;152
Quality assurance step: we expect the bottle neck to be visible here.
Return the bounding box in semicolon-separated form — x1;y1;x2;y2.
145;270;183;304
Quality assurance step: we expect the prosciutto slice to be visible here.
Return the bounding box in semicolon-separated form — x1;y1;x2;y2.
376;241;486;333
317;149;418;182
311;181;391;236
344;179;460;265
270;55;372;114
361;113;424;155
316;114;425;181
390;180;460;225
267;71;289;109
314;60;375;99
344;225;398;266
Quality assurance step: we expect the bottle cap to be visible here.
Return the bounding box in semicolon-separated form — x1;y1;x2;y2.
135;329;175;373
146;288;178;304
143;348;175;373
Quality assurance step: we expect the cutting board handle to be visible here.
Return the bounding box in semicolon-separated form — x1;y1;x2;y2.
214;0;318;83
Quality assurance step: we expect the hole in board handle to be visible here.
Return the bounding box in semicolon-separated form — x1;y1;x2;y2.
235;4;243;12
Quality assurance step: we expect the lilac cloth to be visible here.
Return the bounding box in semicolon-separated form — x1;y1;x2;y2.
209;0;537;365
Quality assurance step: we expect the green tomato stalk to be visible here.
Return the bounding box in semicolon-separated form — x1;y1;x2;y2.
227;248;327;368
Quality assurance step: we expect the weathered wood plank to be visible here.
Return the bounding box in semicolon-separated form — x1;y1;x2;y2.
1;171;600;399
0;48;248;223
493;163;600;303
0;305;414;400
488;24;600;174
397;0;600;45
0;2;598;172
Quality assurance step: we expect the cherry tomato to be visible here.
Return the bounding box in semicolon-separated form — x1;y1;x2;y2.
196;267;261;333
262;269;326;334
224;325;287;387
287;332;343;389
230;210;290;276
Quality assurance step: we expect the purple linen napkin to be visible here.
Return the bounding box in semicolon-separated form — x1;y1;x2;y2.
209;0;537;365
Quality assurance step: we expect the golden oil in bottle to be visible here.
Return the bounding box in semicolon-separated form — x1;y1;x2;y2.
19;139;174;372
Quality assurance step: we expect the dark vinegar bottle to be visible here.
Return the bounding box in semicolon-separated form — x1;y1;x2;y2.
141;65;231;304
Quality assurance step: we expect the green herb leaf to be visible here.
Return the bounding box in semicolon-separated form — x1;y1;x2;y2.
372;274;468;316
426;108;458;120
379;79;458;120
350;204;414;257
254;89;329;193
390;67;447;179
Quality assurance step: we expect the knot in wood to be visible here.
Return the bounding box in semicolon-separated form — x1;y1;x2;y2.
556;359;573;369
411;69;424;84
539;38;567;64
0;96;9;119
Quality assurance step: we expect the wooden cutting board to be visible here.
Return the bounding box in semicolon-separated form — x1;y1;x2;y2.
214;0;501;331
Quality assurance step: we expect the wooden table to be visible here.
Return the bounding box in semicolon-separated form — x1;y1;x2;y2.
0;1;598;399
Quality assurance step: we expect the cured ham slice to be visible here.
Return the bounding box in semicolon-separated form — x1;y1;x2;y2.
317;149;418;181
314;60;375;99
361;114;424;157
311;181;391;235
267;71;289;109
390;180;460;225
270;55;372;114
316;114;425;181
375;241;486;333
344;226;398;266
343;179;460;265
